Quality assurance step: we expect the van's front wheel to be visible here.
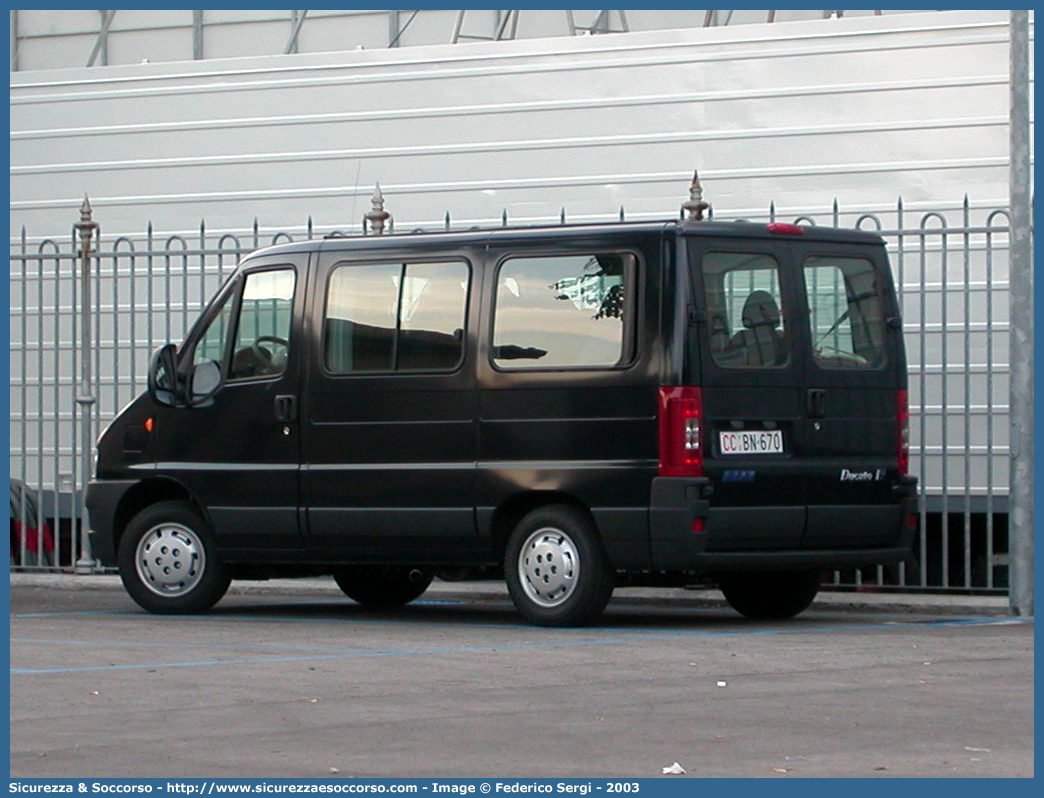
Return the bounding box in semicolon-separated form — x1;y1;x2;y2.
117;501;231;614
505;505;614;627
718;570;821;619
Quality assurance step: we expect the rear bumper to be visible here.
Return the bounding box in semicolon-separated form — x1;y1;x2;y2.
649;476;917;572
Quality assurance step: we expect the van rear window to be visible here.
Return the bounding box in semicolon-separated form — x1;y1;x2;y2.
701;252;789;369
804;255;887;370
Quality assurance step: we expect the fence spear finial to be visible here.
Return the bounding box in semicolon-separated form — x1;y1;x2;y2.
364;182;391;235
75;194;97;235
682;170;710;222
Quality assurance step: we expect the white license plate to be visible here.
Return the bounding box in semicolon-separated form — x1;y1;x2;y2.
719;430;785;455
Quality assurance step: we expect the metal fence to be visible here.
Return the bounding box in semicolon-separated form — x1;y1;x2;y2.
9;198;1013;593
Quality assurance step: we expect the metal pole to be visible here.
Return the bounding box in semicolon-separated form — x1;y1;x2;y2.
1007;11;1033;617
74;196;99;573
86;10;115;67
11;10;19;72
193;10;204;60
285;10;308;54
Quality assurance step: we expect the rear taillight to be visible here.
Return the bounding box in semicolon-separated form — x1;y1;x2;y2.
658;386;703;477
897;389;910;476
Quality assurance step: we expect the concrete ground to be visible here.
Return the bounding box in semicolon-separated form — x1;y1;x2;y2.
9;574;1033;779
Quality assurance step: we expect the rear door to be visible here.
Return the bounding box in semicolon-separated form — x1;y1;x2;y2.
688;239;807;551
794;243;903;548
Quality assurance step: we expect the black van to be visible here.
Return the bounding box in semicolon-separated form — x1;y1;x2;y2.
87;194;917;626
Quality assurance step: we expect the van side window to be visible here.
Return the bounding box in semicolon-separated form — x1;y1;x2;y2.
229;269;296;380
324;260;468;373
492;253;634;370
702;252;788;368
804;256;887;370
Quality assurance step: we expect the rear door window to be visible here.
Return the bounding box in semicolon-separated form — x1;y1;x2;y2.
701;252;789;368
804;255;887;370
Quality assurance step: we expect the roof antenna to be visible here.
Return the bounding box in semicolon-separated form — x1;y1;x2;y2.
364;182;391;235
682;170;710;221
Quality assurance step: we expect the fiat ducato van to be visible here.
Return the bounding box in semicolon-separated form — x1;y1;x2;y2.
87;198;917;626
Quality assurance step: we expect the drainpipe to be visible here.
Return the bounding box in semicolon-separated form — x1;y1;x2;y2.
1007;11;1033;617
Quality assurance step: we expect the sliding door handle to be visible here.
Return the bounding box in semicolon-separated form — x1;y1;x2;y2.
274;394;297;422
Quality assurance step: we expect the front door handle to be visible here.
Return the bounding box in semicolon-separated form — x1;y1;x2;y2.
807;389;827;419
275;394;297;422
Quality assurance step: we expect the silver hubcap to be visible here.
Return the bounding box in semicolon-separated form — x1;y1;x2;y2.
518;527;579;608
135;522;205;598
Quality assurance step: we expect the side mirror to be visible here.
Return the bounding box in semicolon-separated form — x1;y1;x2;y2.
147;344;179;407
187;360;223;407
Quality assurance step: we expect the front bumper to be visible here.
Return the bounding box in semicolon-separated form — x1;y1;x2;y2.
85;479;139;566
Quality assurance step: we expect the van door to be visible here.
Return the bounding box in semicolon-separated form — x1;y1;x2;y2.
302;250;479;560
477;242;659;570
159;260;304;550
688;241;807;551
795;245;904;548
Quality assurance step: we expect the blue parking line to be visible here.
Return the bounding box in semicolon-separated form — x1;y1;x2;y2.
7;597;486;621
11;637;630;675
10;615;1026;676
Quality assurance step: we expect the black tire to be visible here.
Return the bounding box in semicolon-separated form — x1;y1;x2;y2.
718;570;821;620
117;500;231;614
505;505;615;627
333;567;434;608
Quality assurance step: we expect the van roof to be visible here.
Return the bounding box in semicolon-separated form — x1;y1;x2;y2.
243;218;886;262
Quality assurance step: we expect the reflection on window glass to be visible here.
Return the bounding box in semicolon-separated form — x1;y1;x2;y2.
701;252;788;368
193;294;234;369
492;253;633;370
324;261;468;373
805;256;887;370
229;269;296;380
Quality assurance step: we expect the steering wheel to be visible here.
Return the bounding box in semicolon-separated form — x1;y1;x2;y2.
251;335;289;369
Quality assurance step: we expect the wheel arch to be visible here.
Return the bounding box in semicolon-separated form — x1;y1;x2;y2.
112;478;201;552
489;491;598;563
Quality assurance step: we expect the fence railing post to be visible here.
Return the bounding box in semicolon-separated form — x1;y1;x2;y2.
73;196;99;573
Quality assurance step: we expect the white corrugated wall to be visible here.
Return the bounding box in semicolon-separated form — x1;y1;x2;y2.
10;10;1027;240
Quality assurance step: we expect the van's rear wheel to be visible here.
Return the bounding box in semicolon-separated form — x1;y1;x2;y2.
117;501;230;614
718;570;821;619
505;505;614;627
333;567;434;608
